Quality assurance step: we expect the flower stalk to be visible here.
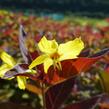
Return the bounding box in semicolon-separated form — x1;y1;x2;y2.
41;82;46;109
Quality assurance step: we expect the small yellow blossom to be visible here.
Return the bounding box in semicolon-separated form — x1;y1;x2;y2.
29;36;84;73
0;51;26;89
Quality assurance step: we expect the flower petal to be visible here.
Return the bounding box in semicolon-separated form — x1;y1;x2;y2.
44;58;53;73
0;64;12;77
29;55;47;69
38;36;58;54
17;76;26;90
58;38;84;61
0;51;16;67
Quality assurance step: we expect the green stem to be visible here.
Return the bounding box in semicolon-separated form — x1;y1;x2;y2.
41;82;46;109
98;71;106;92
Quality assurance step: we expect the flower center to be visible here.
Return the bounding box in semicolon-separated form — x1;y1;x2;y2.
50;52;62;70
50;52;60;60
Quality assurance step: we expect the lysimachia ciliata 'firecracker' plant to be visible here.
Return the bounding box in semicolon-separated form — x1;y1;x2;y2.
0;25;109;109
0;26;84;85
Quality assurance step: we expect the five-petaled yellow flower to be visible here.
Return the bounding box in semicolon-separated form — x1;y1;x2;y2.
0;51;26;89
29;36;84;73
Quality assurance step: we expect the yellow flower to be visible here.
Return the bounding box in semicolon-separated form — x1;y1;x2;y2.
0;51;26;89
29;36;84;73
0;51;16;77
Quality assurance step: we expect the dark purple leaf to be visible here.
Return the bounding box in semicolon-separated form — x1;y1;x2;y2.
3;64;29;78
19;25;30;64
90;48;109;57
45;76;76;109
79;49;90;57
3;64;38;80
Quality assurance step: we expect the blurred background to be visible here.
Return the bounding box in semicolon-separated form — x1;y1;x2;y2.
1;0;109;17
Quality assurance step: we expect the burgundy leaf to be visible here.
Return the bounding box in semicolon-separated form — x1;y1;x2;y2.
45;76;76;109
29;51;39;60
72;48;109;73
45;60;78;85
72;57;101;73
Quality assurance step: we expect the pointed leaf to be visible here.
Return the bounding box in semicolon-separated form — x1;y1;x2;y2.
79;49;90;57
19;25;30;64
72;57;101;73
3;63;38;81
45;76;76;109
90;48;109;57
3;64;31;77
72;48;109;73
